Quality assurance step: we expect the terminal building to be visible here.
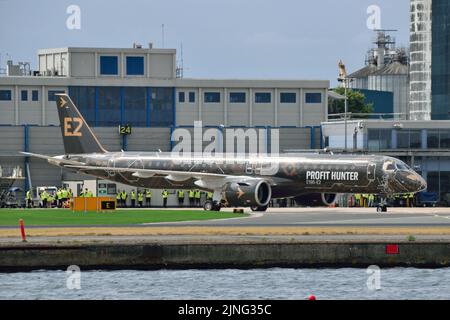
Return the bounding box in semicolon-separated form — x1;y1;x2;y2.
322;120;450;200
0;45;329;203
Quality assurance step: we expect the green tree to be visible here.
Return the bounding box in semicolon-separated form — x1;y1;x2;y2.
330;87;373;118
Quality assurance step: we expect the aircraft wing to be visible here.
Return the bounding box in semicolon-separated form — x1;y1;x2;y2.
64;164;229;181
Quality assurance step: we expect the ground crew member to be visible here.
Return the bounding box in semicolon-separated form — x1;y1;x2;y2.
121;190;127;207
145;189;152;207
354;194;361;207
404;193;409;208
207;191;213;201
162;189;169;208
61;188;68;206
409;192;415;207
47;192;53;208
368;194;374;207
130;190;136;207
195;189;201;207
405;193;411;208
188;189;195;207
84;188;93;197
40;191;46;208
116;190;122;207
25;189;32;208
178;190;185;206
138;190;144;208
57;188;62;207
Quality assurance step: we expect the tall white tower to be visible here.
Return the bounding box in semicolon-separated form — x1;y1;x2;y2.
409;0;432;120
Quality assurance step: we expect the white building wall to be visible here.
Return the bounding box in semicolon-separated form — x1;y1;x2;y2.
409;0;432;120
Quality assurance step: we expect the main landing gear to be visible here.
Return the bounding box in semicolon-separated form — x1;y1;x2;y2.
203;200;221;211
250;205;268;212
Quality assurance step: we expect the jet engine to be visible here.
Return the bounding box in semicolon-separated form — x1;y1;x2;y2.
222;179;272;207
294;193;337;207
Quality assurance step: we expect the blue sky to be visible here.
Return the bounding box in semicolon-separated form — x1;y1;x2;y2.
0;0;410;86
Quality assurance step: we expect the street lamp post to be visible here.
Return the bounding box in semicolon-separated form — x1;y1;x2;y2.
337;60;352;153
344;79;348;152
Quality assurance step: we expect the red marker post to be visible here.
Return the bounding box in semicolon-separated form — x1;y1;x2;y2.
19;219;26;242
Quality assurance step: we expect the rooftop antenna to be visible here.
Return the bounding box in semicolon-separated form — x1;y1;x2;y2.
176;42;184;78
161;24;165;48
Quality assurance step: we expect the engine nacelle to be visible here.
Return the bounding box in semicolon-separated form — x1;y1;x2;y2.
222;179;272;207
294;193;337;207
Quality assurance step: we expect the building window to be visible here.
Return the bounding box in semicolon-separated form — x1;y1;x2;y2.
255;92;271;103
189;92;195;103
126;56;144;75
229;92;246;103
0;90;12;101
100;56;119;75
280;92;296;103
204;92;220;103
21;90;28;101
32;90;39;101
305;92;322;103
178;92;185;103
48;90;65;101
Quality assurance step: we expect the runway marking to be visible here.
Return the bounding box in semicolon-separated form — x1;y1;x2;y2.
141;213;262;225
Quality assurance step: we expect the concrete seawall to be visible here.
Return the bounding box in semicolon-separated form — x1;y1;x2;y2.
1;240;449;271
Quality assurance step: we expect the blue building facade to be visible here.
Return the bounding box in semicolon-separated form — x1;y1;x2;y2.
354;89;394;118
68;86;175;127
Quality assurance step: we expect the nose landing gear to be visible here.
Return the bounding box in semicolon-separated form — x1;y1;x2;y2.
376;197;388;213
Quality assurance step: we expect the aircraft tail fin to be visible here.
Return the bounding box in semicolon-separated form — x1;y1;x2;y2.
55;93;107;154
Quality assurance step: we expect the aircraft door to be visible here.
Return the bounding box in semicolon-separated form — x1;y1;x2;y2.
367;162;376;181
107;157;116;177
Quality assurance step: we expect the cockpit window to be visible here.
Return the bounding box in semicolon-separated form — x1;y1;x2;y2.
383;161;396;171
395;162;409;170
386;163;395;171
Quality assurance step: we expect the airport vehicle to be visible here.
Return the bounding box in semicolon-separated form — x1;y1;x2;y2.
22;94;427;212
0;187;23;208
417;191;439;207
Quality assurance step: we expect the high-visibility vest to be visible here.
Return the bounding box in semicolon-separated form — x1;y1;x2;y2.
189;190;195;198
121;191;127;200
116;193;121;200
207;192;213;199
146;190;152;198
162;190;168;199
138;192;143;202
195;190;201;199
131;191;136;200
26;190;31;200
355;194;360;200
178;190;184;198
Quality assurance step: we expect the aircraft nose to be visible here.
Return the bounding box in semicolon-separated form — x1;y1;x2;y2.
408;172;427;193
417;174;427;192
396;170;427;193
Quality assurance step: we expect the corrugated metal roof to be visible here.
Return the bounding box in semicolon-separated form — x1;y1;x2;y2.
371;62;409;76
348;64;377;78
